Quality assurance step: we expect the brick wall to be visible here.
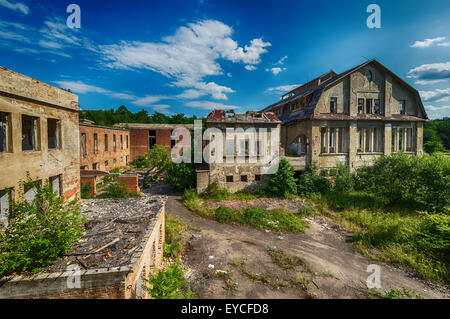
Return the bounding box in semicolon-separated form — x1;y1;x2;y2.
81;176;96;196
129;128;173;162
80;124;130;171
118;175;140;194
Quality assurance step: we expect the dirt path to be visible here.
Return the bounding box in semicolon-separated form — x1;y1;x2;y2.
165;195;449;299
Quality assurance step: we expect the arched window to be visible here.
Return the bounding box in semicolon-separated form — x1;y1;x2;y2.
367;70;373;82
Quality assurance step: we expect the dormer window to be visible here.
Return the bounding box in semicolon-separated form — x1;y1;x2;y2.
330;97;337;113
367;70;373;82
358;99;364;114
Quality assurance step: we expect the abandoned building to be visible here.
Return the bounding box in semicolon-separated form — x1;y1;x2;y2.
113;123;194;162
79;119;130;171
0;196;166;299
263;59;428;170
197;109;281;193
0;67;81;227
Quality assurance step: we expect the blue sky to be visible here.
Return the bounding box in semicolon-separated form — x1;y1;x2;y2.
0;0;450;119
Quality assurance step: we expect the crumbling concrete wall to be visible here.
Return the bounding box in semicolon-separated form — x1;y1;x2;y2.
0;67;80;207
79;124;130;171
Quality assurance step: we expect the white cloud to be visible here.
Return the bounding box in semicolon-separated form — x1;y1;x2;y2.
424;105;450;111
54;80;137;100
151;104;174;115
414;79;447;85
185;100;239;110
410;37;447;48
39;40;63;49
0;0;29;15
132;95;166;106
245;65;257;71
266;67;286;75
99;19;270;99
407;62;450;82
419;88;450;102
275;55;288;65
265;84;300;94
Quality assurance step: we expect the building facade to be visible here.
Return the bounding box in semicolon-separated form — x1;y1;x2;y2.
114;123;194;162
197;110;281;193
263;59;428;170
0;67;80;227
79;119;130;171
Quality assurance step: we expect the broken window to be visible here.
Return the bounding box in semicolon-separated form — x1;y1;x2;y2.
0;189;11;222
22;115;39;151
105;160;109;167
49;175;61;197
24;180;40;205
81;133;87;157
47;118;59;149
399;100;406;114
126;135;129;149
120;135;123;150
374;99;380;114
104;134;108;151
366;99;372;114
113;158;117;164
94;133;98;154
113;135;117;152
93;163;99;170
358;98;364;114
255;174;261;181
0;112;11;153
240;175;248;182
226;176;233;183
149;130;156;149
330;97;337;113
392;126;414;152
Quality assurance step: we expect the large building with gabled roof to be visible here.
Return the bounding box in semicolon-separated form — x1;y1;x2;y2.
263;59;428;170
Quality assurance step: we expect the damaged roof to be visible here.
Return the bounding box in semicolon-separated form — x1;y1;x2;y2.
44;196;166;272
207;109;280;123
263;59;428;125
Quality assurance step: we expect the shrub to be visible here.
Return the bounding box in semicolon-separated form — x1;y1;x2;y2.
313;176;332;195
165;162;196;192
143;262;195;299
330;164;355;192
80;182;94;199
297;172;318;197
132;144;171;171
109;166;122;174
215;206;243;224
266;158;297;198
99;182;139;198
298;200;316;217
164;214;188;259
0;180;85;278
424;140;446;154
201;181;229;200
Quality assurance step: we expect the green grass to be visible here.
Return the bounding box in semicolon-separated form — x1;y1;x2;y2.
183;189;307;233
316;191;450;285
164;214;189;259
267;248;314;273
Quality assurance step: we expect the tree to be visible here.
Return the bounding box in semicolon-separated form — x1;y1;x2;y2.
266;158;298;198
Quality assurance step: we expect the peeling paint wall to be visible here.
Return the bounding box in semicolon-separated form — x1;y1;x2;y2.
0;67;80;215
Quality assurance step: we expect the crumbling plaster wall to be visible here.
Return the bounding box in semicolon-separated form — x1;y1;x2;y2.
0;84;80;202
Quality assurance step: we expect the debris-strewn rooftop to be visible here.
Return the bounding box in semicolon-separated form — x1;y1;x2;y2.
207;109;280;123
45;196;166;272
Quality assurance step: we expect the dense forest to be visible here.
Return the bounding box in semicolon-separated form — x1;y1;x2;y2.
424;119;450;153
79;105;201;126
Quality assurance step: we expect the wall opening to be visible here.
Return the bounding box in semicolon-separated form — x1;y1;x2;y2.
47;118;60;150
0;112;11;153
22;115;39;151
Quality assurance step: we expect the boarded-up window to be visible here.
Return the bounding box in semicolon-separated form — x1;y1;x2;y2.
47;118;59;149
49;175;61;197
81;133;87;157
1;112;10;153
22;115;39;151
